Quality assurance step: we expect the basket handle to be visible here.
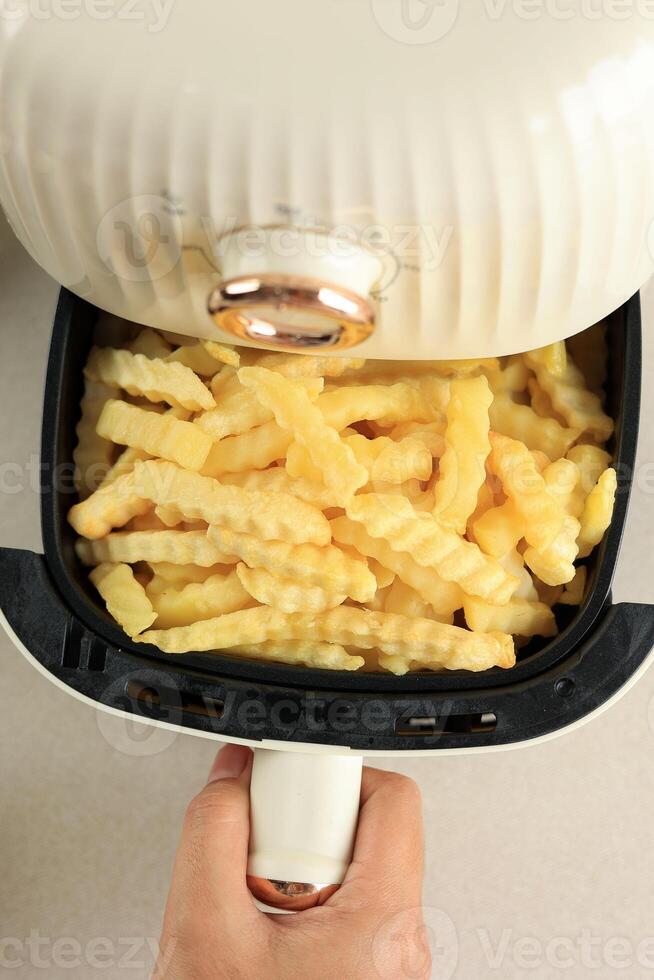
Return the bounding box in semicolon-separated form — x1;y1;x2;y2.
246;748;363;913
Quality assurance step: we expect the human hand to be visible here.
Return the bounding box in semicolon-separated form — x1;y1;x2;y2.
154;744;430;980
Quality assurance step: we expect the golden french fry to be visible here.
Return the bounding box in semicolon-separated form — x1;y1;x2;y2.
434;375;493;534
345;494;518;604
287;433;432;486
543;458;582;518
68;471;151;539
498;550;539;601
527;342;567;377
368;559;396;590
208;526;376;603
135;604;515;671
166;342;226;376
97;400;212;471
73;379;116;498
195;378;323;441
331;516;463;615
236;563;346;613
387;421;446;457
484;356;531;395
558;566;587;606
203;341;240;368
148;562;235;585
567;444;612;495
254;353;365;378
149;570;253;628
219;467;339;509
524;515;580;586
76;530;235;568
383;579;434;620
472;501;523;558
464;594;557;637
85;347;215;411
239;367;368;503
89;563;156;636
526;350;613;442
125;509;169;532
129;328;172;359
577;467;617;558
489;432;563;551
228;641;365;671
210;366;240;399
98;447;150;489
134;459;330;545
490;394;580;459
202;420;292;475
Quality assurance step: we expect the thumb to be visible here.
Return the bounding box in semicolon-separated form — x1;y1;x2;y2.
162;744;256;937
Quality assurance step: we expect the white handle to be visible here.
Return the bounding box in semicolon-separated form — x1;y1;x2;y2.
247;748;363;913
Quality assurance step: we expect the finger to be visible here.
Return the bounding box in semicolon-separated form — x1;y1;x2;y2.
162;744;257;937
334;766;424;911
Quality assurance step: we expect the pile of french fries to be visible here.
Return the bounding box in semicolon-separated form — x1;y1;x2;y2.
68;321;617;674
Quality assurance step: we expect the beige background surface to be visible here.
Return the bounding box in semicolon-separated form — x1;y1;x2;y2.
2;211;654;979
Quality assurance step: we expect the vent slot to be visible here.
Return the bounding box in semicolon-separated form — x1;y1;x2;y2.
126;680;225;720
395;712;497;737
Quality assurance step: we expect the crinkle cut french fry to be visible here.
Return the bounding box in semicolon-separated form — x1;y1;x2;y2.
73;379;116;498
498;550;539;601
526;350;613;441
527;342;567;377
559;566;587;605
148;562;235;585
387;421;446;457
135;459;330;545
433;375;493;534
484;356;531;395
228;641;365;671
524;515;580;587
543;458;582;518
345;494;518;605
135;604;515;671
489;432;563;551
129;328;172;359
463;595;557;637
383;579;434;621
202;421;292;475
85;347;215;411
208;526;377;603
287;433;432;486
567;445;612;494
239;367;368;502
76;530;235;568
68;471;152;539
472;501;524;558
98;447;151;489
166;343;226;376
577;467;617;558
254;353;365;378
97;400;212;471
203;341;240;368
236;564;346;613
195;378;323;441
89;562;156;636
219;467;338;509
149;570;253;628
330;516;463;615
490;393;580;459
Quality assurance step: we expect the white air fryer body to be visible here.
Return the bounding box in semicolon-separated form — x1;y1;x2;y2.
1;3;654;356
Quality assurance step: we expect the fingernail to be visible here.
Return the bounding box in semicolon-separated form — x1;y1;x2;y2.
207;744;250;783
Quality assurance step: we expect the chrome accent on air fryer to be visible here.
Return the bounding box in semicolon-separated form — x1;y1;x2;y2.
208;275;376;351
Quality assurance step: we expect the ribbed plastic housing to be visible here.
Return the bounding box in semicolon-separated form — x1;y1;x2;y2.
1;3;654;356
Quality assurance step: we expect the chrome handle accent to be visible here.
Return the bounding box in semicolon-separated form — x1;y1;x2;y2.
208;274;375;352
246;875;339;912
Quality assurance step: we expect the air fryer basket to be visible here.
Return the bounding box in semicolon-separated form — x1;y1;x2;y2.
1;288;654;752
